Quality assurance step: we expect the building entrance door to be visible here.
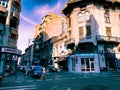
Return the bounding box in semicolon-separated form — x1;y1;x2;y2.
90;61;94;72
106;58;115;72
81;58;94;72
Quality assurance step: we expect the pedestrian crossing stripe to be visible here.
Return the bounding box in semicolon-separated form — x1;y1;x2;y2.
0;85;36;90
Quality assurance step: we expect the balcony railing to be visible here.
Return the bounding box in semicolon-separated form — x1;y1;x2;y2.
0;6;6;13
10;27;17;35
8;38;17;48
13;11;19;19
79;35;120;43
65;38;75;45
14;0;21;5
96;35;120;42
79;36;95;43
0;24;4;30
0;37;3;45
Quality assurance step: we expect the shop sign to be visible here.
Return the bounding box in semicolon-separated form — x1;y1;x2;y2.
0;47;21;55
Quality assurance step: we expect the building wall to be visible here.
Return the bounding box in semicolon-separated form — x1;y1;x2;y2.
33;13;67;67
67;4;120;46
63;0;120;73
0;0;21;48
41;13;65;42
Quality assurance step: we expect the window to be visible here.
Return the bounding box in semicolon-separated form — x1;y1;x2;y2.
72;58;75;70
106;27;111;36
85;11;90;21
67;15;71;27
79;27;83;38
0;1;7;7
68;31;71;39
62;20;66;33
104;12;110;23
86;25;91;36
78;12;83;23
81;58;94;71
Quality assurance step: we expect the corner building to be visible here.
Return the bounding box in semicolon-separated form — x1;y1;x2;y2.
0;0;21;79
0;0;21;47
63;0;120;73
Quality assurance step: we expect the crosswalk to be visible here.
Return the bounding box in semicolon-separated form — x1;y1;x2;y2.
0;85;37;90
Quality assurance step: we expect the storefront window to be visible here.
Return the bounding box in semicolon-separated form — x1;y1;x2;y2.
72;58;75;70
81;58;94;72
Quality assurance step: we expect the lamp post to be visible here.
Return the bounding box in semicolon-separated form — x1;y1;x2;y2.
25;38;34;76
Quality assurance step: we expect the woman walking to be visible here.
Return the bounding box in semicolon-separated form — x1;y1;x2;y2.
40;67;46;80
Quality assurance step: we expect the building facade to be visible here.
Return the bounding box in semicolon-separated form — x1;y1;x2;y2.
52;33;68;71
62;0;120;73
0;0;21;47
33;13;67;68
0;0;21;79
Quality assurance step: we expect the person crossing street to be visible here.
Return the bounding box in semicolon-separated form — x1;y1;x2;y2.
40;67;46;80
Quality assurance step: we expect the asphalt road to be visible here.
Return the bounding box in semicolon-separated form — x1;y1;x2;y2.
0;71;120;90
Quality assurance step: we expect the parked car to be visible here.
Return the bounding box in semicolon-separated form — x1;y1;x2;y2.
47;65;57;72
31;66;43;78
23;66;31;73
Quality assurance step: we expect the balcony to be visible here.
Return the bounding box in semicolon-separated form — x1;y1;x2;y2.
79;36;95;43
13;11;19;19
0;24;4;30
14;0;21;5
8;38;17;48
96;35;120;43
0;37;3;45
0;6;6;13
10;27;17;35
65;38;75;45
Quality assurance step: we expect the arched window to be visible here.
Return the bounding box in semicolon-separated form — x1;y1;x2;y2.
85;11;90;21
78;12;83;23
104;12;110;23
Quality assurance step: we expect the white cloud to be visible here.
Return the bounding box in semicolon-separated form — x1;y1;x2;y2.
20;13;37;26
18;2;64;53
33;2;63;18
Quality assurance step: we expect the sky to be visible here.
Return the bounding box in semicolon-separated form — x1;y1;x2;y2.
17;0;67;54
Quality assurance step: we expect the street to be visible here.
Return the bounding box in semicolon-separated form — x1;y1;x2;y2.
0;71;120;90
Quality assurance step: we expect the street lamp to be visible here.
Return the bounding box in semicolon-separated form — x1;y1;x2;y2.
25;38;34;76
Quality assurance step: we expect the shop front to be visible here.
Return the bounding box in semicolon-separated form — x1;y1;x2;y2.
68;54;100;73
0;46;21;82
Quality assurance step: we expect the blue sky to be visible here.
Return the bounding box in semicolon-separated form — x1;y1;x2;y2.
17;0;67;53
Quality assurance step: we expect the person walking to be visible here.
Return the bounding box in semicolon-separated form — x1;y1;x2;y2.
40;67;46;80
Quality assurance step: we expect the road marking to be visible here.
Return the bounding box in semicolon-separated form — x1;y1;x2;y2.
26;80;34;82
0;85;37;90
71;77;76;79
15;80;23;83
63;78;69;80
46;79;53;81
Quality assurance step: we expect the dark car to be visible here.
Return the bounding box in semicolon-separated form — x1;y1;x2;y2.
31;66;43;78
47;65;57;72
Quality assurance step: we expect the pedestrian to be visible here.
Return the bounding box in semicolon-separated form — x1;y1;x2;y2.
40;67;46;80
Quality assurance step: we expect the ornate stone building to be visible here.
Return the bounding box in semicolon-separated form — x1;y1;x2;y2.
62;0;120;73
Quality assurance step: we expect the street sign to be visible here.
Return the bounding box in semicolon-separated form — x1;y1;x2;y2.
0;46;21;55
